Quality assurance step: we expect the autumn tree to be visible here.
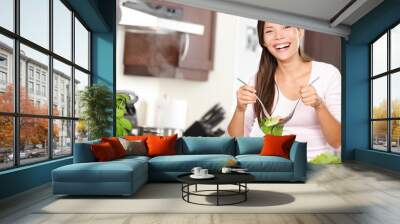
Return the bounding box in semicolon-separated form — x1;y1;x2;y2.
0;84;59;152
372;99;400;143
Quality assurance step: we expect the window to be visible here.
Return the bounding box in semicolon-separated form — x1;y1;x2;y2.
0;71;6;85
35;84;40;95
53;119;72;158
20;117;49;165
53;59;72;117
0;54;7;67
0;0;91;170
28;81;34;94
75;18;89;70
371;23;400;154
0;0;13;32
53;0;72;60
42;85;46;97
28;67;34;80
74;69;89;118
20;0;49;49
35;70;41;81
0;116;13;170
0;35;13;113
0;54;7;87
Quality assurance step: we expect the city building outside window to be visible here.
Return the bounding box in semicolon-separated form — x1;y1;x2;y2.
0;0;91;170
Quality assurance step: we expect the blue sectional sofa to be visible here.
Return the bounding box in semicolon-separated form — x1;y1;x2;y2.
52;137;307;196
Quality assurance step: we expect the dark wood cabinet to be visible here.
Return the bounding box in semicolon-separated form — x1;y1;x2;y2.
123;1;215;81
124;32;180;78
175;5;215;81
304;30;342;71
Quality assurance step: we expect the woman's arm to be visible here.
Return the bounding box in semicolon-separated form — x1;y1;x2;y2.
227;107;246;136
227;85;257;137
314;102;341;148
300;70;341;149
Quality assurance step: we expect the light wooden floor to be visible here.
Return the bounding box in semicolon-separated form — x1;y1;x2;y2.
1;162;400;224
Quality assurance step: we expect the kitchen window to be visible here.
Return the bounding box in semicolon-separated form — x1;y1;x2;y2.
0;0;91;171
370;22;400;154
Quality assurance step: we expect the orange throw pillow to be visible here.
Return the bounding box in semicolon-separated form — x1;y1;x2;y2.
146;134;177;157
124;135;149;150
101;137;126;158
260;134;296;159
91;142;117;161
124;135;148;142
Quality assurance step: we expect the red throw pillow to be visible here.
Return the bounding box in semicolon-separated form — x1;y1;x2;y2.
101;137;126;158
91;142;117;162
260;134;296;159
146;134;177;157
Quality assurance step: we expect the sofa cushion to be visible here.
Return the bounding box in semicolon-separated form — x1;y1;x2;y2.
236;137;263;155
180;137;235;155
236;155;293;172
52;159;147;183
149;154;235;172
115;155;150;164
73;140;100;163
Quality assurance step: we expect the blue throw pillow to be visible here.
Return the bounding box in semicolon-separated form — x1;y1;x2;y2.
73;139;100;163
180;137;235;155
236;137;263;155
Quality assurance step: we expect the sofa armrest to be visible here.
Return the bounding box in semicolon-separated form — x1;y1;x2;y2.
73;140;100;163
289;141;307;181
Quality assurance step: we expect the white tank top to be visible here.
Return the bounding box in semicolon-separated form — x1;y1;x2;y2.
244;61;341;160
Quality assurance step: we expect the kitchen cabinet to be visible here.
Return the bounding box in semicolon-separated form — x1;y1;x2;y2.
303;30;342;71
123;1;215;81
175;5;216;81
124;32;180;78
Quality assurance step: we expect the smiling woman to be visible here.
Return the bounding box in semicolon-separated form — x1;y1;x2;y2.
227;21;342;161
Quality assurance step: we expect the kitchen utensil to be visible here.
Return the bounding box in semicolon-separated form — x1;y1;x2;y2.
279;76;320;124
236;78;271;118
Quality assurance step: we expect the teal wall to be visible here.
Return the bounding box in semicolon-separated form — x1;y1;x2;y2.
0;0;116;200
0;158;72;199
343;0;400;170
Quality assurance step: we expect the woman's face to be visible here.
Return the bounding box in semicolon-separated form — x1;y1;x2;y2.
262;22;303;62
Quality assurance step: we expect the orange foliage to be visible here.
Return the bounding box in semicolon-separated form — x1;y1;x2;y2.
0;84;60;149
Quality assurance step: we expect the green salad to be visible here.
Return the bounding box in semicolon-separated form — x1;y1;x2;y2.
309;152;341;164
259;117;284;136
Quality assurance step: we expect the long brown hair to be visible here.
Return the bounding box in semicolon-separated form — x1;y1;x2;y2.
254;21;311;123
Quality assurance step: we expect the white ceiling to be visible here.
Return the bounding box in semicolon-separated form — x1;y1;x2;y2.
166;0;384;38
226;0;352;21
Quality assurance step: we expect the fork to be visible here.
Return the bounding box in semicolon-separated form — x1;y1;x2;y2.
279;76;320;124
236;78;271;118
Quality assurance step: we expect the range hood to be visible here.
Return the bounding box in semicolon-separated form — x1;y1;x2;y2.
119;0;205;35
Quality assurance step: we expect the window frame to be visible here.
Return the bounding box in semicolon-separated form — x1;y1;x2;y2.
370;20;400;154
0;0;92;171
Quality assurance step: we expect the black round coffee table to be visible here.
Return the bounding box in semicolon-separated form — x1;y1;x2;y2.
177;173;255;206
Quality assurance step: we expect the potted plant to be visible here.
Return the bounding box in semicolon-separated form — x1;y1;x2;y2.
79;84;113;140
116;93;133;137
